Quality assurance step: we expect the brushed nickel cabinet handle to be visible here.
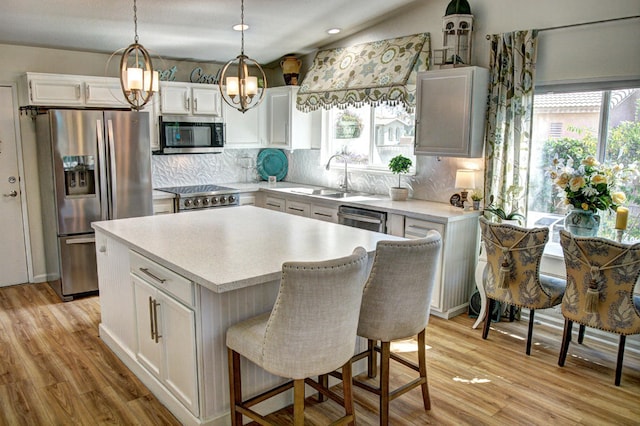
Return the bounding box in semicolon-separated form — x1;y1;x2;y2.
152;299;161;343
139;267;167;284
148;296;155;340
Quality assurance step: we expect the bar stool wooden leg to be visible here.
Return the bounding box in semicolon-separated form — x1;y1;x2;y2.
417;329;431;410
294;379;305;426
228;348;243;426
379;341;391;426
317;374;328;402
367;339;377;378
342;360;355;426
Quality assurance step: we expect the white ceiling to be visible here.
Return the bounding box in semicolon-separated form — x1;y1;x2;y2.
0;0;420;65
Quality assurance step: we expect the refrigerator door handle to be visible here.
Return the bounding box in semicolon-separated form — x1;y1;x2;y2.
65;237;96;245
107;119;117;219
96;119;109;221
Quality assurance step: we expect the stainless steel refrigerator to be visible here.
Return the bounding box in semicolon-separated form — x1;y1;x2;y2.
36;110;152;301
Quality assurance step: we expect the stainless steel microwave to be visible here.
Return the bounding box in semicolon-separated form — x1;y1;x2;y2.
157;116;224;154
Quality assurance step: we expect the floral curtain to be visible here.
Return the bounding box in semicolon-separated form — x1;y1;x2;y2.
484;30;538;218
296;33;430;113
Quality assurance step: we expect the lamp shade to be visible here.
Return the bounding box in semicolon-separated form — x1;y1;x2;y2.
455;169;476;189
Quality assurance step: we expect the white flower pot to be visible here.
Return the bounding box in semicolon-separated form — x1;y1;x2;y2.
389;187;409;201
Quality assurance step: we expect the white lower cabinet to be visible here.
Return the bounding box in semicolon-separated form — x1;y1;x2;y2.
130;253;199;416
153;198;175;215
404;216;478;319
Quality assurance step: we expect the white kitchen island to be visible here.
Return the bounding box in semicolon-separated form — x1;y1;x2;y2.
92;206;403;426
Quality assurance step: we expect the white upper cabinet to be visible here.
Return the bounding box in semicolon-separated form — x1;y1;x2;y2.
264;86;313;151
414;66;489;158
223;93;264;149
20;72;127;108
160;82;222;116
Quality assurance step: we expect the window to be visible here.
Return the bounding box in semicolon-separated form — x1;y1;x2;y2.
323;104;416;171
527;85;640;242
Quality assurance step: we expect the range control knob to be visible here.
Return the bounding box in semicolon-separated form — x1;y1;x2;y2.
193;198;201;206
220;196;227;204
228;195;236;203
211;197;219;204
184;199;193;207
202;198;210;205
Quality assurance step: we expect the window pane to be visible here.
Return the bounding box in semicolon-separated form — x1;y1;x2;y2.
327;104;416;169
527;87;640;243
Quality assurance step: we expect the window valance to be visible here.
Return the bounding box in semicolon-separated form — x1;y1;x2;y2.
296;33;430;113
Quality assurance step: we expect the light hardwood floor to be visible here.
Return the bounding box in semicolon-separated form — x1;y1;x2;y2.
0;282;638;425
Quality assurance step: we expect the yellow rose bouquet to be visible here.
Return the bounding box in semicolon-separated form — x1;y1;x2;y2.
548;155;627;213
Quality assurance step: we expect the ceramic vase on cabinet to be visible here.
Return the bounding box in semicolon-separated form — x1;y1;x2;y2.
389;187;409;201
280;55;302;85
565;209;600;237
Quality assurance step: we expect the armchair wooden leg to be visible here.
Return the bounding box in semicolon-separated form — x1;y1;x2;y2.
526;309;535;355
228;349;243;426
367;339;377;378
558;319;573;367
578;324;586;344
615;335;626;386
294;379;305;426
417;329;431;410
482;299;495;340
380;341;391;426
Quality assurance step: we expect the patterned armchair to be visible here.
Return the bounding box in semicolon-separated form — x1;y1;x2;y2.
558;230;640;386
479;217;566;355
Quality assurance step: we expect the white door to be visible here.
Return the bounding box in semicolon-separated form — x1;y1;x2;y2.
0;85;29;286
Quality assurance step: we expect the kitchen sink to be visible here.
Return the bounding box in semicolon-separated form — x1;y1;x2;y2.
290;188;344;196
320;191;374;199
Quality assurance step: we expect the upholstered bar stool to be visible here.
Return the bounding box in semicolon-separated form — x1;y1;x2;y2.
226;247;369;426
479;216;567;355
558;230;640;386
338;234;442;426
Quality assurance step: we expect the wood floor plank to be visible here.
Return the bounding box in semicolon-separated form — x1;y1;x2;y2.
0;282;638;425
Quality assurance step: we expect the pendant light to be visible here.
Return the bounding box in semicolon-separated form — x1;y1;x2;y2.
219;0;267;114
119;0;158;110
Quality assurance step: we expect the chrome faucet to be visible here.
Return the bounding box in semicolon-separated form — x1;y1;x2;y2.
325;154;349;193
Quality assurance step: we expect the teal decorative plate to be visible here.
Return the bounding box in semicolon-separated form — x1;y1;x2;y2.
257;149;288;181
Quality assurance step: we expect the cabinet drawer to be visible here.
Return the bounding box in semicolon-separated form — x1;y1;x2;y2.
285;200;310;217
311;204;338;223
130;250;194;307
404;217;445;239
264;196;285;212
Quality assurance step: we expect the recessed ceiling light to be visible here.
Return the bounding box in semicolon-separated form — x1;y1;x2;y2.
233;24;249;31
327;28;341;35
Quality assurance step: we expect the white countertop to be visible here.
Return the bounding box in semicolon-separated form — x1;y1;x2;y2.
153;181;481;223
93;206;403;293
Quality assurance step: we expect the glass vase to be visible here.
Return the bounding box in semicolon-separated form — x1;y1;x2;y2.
564;209;600;237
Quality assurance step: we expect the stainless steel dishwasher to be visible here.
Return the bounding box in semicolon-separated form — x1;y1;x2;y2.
338;205;387;233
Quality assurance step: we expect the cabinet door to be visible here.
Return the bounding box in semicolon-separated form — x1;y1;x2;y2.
133;275;162;378
414;67;488;157
404;218;445;311
266;89;290;148
153;198;175;215
160;84;191;114
85;77;127;107
223;101;262;148
27;75;84;106
161;293;199;415
192;86;221;116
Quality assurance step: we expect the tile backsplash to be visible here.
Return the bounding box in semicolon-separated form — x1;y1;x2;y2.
152;149;483;204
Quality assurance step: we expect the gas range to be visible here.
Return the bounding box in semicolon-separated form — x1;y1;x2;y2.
155;184;240;211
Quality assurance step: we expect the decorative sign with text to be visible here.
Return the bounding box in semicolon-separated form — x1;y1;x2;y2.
190;67;222;84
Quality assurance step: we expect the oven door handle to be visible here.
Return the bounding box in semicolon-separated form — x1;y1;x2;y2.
337;212;384;224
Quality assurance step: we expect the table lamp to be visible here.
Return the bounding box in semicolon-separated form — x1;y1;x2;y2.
454;169;476;209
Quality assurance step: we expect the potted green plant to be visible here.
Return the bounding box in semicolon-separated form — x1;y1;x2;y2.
388;154;412;201
470;189;483;210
